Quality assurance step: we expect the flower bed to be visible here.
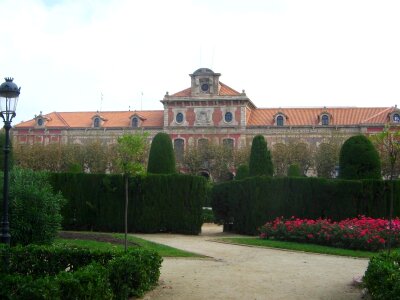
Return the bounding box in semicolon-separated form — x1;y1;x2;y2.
259;216;400;251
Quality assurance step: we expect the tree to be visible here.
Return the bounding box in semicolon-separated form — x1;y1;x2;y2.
115;133;148;251
147;132;176;174
370;126;400;253
287;164;302;177
287;140;313;175
339;135;381;179
249;135;273;177
271;143;288;176
315;143;340;178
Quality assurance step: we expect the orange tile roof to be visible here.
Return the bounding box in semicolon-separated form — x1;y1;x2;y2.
15;110;164;128
171;82;241;97
247;107;394;126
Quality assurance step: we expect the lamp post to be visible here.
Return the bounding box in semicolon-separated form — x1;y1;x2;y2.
0;78;20;245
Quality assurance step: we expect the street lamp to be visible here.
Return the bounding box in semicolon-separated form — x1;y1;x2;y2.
0;78;20;245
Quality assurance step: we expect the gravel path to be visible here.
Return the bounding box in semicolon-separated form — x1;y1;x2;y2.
134;224;369;300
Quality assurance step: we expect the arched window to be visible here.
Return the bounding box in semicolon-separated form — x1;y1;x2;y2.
276;115;284;126
93;117;100;128
321;115;329;126
132;117;139;128
393;113;400;123
198;138;209;150
223;138;234;150
174;139;184;162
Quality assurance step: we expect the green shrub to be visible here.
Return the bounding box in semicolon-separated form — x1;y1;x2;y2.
108;250;162;298
363;252;400;299
5;168;65;245
202;208;214;223
287;164;302;177
57;263;113;300
249;135;273;177
339;135;381;179
0;244;162;300
147;132;176;174
235;164;249;180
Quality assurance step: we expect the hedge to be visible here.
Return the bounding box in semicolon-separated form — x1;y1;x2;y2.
49;173;206;234
212;176;400;235
0;244;162;299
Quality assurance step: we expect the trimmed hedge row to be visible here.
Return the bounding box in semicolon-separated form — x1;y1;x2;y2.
363;252;400;299
50;173;207;234
212;177;400;235
0;244;162;299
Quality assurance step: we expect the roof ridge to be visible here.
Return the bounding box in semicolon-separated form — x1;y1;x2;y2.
360;107;393;124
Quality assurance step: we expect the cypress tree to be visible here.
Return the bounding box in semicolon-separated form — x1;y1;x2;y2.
248;135;273;176
147;132;176;174
339;135;381;179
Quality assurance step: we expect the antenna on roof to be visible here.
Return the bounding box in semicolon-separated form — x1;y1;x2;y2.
140;92;143;111
211;45;215;69
99;92;103;112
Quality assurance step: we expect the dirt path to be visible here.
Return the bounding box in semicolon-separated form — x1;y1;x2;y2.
134;224;369;300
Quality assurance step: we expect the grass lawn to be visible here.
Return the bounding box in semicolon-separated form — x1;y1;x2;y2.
55;231;202;258
217;237;398;258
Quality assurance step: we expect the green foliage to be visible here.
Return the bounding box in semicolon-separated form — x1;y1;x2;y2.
363;252;400;299
287;164;302;177
2;168;65;246
339;135;381;179
115;133;148;175
248;135;273;177
50;173;207;234
315;142;340;178
202;208;215;223
108;250;162;298
235;164;249;180
147;132;176;174
0;244;162;300
212;177;400;235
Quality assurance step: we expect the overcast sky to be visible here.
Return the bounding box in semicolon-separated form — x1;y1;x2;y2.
1;0;400;124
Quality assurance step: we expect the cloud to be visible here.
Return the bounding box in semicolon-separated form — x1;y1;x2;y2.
0;0;399;124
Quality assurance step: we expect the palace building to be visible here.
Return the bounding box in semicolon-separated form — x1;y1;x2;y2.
13;68;399;162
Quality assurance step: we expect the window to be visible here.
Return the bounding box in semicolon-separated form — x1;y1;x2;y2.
132;117;139;128
276;115;284;126
174;139;184;162
224;112;233;123
223;138;234;150
176;112;184;124
198;138;209;150
394;114;400;123
37;118;43;126
93;117;100;128
321;115;329;126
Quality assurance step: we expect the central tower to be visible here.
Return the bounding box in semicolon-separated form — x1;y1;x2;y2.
190;68;221;96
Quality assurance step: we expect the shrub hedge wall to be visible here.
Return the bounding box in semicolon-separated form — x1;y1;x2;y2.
0;244;162;299
49;173;206;234
212;176;400;235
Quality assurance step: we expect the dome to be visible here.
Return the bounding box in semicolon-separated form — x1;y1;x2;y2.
192;68;214;75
